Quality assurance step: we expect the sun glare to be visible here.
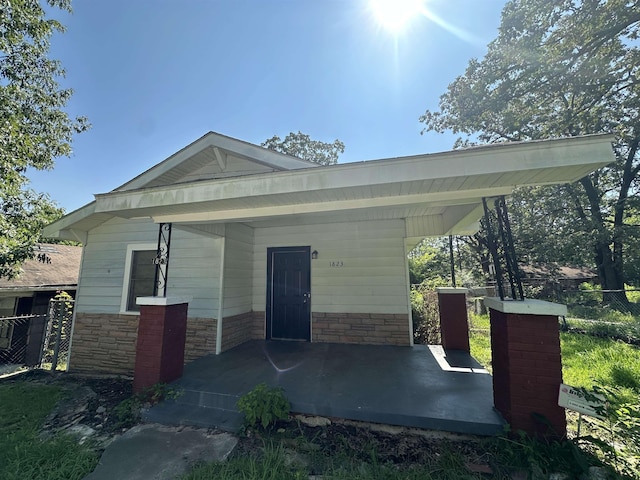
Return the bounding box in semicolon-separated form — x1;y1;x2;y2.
369;0;425;33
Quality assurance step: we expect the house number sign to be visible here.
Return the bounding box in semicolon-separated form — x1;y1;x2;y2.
329;261;344;267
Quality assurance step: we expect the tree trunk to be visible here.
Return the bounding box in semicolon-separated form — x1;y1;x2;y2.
579;177;629;307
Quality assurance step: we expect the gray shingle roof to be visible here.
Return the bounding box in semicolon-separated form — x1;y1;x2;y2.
0;244;82;289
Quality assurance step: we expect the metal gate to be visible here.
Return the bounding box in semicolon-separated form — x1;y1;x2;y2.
0;296;75;374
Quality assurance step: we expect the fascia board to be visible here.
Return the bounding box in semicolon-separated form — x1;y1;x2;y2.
42;201;113;240
117;131;317;192
93;134;615;215
42;202;95;237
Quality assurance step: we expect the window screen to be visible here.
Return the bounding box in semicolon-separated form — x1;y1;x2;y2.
126;250;157;312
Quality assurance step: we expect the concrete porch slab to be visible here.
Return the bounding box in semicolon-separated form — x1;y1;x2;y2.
145;340;504;436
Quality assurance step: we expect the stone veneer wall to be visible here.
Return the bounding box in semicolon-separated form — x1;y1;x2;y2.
312;313;410;346
184;317;217;362
221;311;265;352
71;313;218;375
70;313;138;375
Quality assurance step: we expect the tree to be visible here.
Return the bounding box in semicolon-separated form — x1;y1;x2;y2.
0;0;87;278
408;240;451;286
420;0;640;303
262;131;345;165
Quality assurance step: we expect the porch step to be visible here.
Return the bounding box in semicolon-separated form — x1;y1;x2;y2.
143;389;244;432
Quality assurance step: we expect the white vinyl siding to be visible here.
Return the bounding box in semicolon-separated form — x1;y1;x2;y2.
222;223;254;317
76;217;221;318
252;219;408;315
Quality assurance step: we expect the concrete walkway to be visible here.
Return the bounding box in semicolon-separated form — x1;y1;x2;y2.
146;340;504;436
84;424;237;480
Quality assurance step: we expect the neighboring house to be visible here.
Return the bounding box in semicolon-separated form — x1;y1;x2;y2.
520;264;599;293
42;132;614;376
0;243;81;365
0;243;82;318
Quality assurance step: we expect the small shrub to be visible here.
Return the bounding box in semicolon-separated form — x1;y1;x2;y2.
576;386;640;478
236;383;290;430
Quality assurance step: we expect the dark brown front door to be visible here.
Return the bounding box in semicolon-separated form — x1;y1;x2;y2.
266;247;311;341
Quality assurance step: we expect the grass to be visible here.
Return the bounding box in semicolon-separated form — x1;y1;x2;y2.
0;382;98;480
561;333;640;393
3;315;638;479
184;442;306;480
468;313;640;477
469;313;640;394
469;313;492;372
182;439;485;480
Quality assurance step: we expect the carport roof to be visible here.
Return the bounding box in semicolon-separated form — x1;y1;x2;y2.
43;133;615;243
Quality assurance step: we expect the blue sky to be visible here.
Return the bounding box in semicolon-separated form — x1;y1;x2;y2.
29;0;506;212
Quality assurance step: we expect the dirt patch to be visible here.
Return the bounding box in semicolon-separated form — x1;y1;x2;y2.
4;369;133;448
232;416;494;474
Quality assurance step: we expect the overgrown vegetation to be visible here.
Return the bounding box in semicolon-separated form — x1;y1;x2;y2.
182;438;482;480
410;287;441;344
0;382;97;480
469;312;640;477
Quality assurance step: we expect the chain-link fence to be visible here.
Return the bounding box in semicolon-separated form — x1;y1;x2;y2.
0;314;47;374
548;289;640;322
411;285;640;346
0;297;75;375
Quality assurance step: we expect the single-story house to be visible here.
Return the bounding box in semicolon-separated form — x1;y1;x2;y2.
0;243;81;318
43;132;615;376
520;264;599;292
0;243;81;364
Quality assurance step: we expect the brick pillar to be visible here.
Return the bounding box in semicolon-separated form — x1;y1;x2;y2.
436;288;470;352
485;298;567;439
133;296;191;393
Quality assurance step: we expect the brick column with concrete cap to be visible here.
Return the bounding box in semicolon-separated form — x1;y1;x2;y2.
133;296;191;393
436;287;470;352
485;297;567;438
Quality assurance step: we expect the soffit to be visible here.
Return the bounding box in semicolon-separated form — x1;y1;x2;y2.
44;134;615;238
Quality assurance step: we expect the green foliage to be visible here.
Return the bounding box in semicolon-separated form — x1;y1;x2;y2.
236;383;290;430
0;192;65;279
262;131;344;166
561;334;640;395
468;313;492;372
0;0;89;279
410;287;441;345
568;305;637;324
0;382;97;479
469;319;640;475
113;383;180;429
625;286;640;304
573;386;640;478
489;431;602;479
408;240;452;287
182;442;306;480
420;0;640;295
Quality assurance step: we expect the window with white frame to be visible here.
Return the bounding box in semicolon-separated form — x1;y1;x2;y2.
121;244;157;313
